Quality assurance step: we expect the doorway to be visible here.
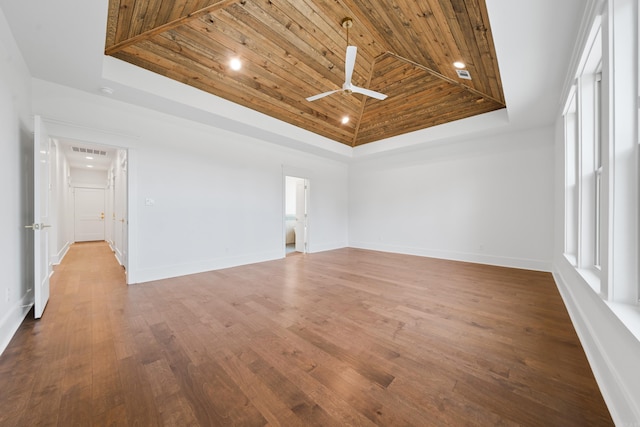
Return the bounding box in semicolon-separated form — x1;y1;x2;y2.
30;119;131;318
54;139;129;273
29;115;135;323
285;176;309;255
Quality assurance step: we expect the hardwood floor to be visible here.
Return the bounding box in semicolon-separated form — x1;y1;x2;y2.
0;242;612;426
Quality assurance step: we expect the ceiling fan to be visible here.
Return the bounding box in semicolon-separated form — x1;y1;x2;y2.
306;18;387;102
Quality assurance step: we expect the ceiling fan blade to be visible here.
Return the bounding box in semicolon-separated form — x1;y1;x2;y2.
306;89;340;102
351;85;388;100
344;46;357;85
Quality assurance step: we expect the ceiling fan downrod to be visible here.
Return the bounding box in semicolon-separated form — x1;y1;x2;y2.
342;17;353;46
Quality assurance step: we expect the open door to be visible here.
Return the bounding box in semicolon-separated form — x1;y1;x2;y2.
294;179;308;253
27;116;52;319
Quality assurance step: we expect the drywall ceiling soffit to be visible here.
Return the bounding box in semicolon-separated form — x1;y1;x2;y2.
104;0;506;147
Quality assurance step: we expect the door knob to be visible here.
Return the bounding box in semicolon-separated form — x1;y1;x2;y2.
24;223;51;230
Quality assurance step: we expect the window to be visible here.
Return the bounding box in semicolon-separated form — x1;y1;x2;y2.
564;19;603;287
594;71;602;269
564;3;639;307
564;90;578;262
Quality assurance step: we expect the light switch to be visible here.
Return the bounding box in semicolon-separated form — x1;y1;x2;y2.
145;198;155;206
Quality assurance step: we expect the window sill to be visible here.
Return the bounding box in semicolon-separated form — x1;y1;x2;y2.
577;267;601;294
564;253;601;294
605;302;640;342
564;253;577;267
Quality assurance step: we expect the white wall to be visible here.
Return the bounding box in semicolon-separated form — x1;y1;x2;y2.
0;8;33;354
32;79;349;284
349;127;555;271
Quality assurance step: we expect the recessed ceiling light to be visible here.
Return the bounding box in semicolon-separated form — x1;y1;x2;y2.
341;116;350;124
453;61;466;69
86;156;94;160
86;165;94;168
229;57;242;71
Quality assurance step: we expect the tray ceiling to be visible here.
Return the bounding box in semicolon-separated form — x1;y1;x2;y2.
105;0;506;146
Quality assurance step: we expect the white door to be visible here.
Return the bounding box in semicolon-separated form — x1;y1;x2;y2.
295;180;308;253
114;151;128;269
74;188;105;242
29;116;52;319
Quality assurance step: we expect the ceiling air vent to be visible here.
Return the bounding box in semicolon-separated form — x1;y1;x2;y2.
71;146;108;156
456;69;472;80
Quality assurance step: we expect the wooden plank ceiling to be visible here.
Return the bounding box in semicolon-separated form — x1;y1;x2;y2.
105;0;505;147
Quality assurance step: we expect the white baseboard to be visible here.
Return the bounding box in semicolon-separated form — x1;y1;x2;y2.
309;241;348;254
50;242;70;265
0;293;33;356
348;241;552;272
115;248;124;267
553;261;640;425
133;250;284;284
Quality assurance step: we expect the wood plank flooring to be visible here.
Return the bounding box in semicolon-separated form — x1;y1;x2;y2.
0;242;612;426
